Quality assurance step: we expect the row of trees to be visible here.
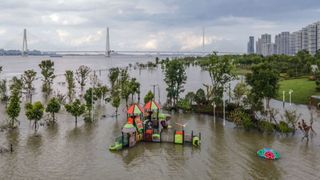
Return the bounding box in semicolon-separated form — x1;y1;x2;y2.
2;60;144;133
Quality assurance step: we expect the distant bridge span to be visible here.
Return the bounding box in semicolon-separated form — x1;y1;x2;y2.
43;50;242;55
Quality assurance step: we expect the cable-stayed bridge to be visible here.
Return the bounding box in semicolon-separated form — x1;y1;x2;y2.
20;28;243;57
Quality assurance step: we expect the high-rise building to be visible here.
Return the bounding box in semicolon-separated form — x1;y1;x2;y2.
251;21;320;56
307;24;317;55
256;34;275;56
247;36;255;54
256;38;261;55
289;30;302;55
302;27;309;52
275;32;290;55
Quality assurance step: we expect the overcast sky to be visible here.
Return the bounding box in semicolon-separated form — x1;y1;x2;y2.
0;0;319;52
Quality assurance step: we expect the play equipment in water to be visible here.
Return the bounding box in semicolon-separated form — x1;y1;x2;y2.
109;101;201;151
257;148;280;160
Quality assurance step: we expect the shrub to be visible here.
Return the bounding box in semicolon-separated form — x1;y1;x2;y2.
229;108;253;130
258;121;274;133
194;88;206;105
177;98;191;111
276;121;294;133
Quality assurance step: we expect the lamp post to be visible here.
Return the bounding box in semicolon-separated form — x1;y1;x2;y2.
289;89;293;106
282;90;285;108
213;102;216;124
90;71;96;121
151;84;161;105
223;86;226;126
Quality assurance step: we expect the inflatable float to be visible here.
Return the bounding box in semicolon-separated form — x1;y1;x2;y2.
257;148;280;160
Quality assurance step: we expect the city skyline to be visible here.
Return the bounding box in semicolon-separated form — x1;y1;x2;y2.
250;21;320;56
0;0;319;52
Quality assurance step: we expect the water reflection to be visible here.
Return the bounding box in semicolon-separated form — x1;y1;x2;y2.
26;134;42;153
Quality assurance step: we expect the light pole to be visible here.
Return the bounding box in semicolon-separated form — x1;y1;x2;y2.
151;84;160;104
90;71;96;121
282;90;285;108
289;89;293;106
223;86;226;126
213;102;216;124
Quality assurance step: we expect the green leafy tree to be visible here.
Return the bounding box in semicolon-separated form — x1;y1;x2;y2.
6;90;20;128
65;99;86;126
194;88;207;106
108;68;120;89
201;54;235;103
163;60;187;107
10;76;23;94
129;78;140;102
246;63;279;109
65;70;75;102
185;92;196;105
84;88;98;122
22;70;37;103
76;65;91;91
46;97;61;123
39;60;55;94
121;80;131;107
0;79;8;102
144;90;154;104
111;92;121;115
233;82;250;106
25;101;44;133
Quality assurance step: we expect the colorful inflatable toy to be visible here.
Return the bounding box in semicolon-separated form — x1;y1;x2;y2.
257;148;280;160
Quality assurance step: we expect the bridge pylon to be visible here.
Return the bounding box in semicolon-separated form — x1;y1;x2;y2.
22;28;28;56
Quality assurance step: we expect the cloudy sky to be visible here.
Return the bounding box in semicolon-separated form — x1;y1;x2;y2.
0;0;319;52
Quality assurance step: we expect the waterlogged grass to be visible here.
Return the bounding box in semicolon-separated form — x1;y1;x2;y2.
276;78;320;104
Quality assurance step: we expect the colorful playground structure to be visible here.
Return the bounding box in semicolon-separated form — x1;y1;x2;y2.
109;100;201;151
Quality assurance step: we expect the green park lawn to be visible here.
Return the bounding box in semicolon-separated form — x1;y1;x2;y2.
276;78;320;104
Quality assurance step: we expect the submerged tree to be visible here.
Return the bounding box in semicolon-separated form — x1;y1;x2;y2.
46;97;61;123
65;70;76;102
6;89;21;128
65;99;86;126
129;78;140;102
163;60;187;107
10;76;23;94
112;94;121;115
201;54;235;103
25;101;44;133
0;79;8;102
76;65;91;91
83;88;98;122
39;60;55;94
22;69;37;103
144;90;154;104
108;67;120;89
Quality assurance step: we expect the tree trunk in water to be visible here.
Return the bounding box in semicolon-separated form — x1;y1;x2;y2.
34;121;37;134
52;112;55;122
75;116;78;126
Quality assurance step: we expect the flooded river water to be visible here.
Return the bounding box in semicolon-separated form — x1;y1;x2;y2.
0;55;319;180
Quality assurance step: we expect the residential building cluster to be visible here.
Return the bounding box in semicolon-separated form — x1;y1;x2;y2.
247;21;320;56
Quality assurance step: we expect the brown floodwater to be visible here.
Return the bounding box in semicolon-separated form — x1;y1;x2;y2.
0;56;319;180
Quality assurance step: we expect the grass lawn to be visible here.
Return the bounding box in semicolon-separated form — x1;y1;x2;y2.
234;68;251;75
276;78;320;104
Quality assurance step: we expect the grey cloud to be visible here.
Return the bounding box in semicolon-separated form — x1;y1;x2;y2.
0;0;319;52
